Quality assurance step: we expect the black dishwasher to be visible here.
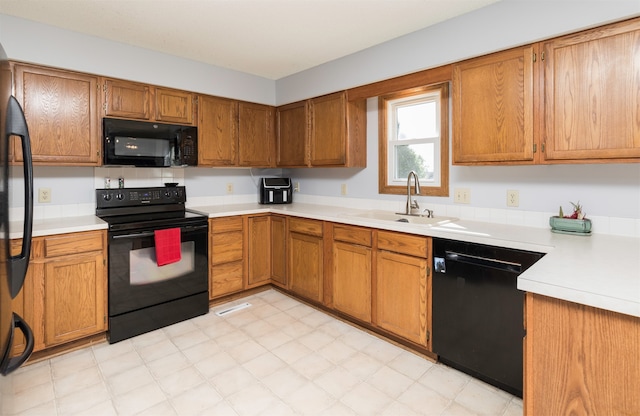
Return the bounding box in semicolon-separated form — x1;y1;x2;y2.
432;238;543;397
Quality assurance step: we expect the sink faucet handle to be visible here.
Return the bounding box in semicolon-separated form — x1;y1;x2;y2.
422;208;434;218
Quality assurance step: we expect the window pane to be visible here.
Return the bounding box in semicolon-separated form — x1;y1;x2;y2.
394;143;435;182
396;101;437;140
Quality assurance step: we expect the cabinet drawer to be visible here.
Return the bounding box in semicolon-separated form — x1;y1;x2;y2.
44;232;104;258
377;231;429;258
333;224;371;247
289;218;323;236
211;261;244;296
210;217;243;233
211;231;243;265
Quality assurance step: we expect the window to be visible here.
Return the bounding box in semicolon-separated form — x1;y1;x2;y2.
378;83;449;196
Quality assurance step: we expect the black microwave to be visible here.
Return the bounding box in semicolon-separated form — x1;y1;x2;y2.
103;118;197;167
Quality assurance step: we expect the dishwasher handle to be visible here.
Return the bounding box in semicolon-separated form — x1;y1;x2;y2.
445;251;522;274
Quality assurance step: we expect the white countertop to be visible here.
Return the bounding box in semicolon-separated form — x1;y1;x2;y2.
20;202;640;318
194;202;640;318
10;215;107;239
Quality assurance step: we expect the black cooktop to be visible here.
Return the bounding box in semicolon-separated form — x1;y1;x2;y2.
96;186;208;231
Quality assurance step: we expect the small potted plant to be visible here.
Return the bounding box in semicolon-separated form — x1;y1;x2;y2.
549;201;592;234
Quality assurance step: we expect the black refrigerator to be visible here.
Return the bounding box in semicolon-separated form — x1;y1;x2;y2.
0;42;34;377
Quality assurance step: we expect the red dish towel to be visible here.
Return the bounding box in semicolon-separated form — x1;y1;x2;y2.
154;228;182;266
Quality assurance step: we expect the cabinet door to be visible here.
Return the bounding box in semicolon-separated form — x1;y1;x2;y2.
210;217;244;298
288;232;323;303
43;253;106;346
542;19;640;162
276;100;308;167
10;262;45;355
198;95;239;166
309;92;347;166
239;102;275;167
452;46;536;164
103;78;151;120
524;293;640;416
270;215;287;287
333;241;371;323
248;215;271;287
375;250;428;346
155;88;194;125
14;65;100;165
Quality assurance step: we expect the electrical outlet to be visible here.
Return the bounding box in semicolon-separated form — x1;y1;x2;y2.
226;183;234;194
38;188;51;203
454;188;470;204
507;190;519;207
341;183;348;196
294;182;300;192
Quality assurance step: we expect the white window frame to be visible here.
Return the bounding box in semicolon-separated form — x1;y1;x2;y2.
378;83;449;197
386;91;442;187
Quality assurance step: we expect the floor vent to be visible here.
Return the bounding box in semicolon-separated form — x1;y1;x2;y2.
214;302;251;316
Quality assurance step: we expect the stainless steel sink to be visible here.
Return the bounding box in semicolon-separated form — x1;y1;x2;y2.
350;210;457;226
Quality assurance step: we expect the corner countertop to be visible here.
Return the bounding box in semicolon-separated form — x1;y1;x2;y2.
193;202;640;318
19;202;639;318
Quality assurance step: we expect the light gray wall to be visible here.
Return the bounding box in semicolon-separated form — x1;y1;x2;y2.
0;14;275;105
276;0;640;104
291;99;640;219
2;1;640;221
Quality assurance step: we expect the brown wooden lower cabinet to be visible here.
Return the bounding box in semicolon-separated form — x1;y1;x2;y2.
288;218;324;303
209;217;245;299
332;224;372;323
374;231;431;348
375;250;429;347
44;254;105;345
11;231;107;354
247;215;271;287
524;293;640;416
270;215;287;287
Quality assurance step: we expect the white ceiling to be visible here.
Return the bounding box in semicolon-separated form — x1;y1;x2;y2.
0;0;501;80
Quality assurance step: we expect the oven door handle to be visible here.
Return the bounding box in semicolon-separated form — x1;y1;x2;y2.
113;231;156;239
112;224;208;239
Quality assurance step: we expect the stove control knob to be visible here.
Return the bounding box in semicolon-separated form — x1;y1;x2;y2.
115;192;125;201
102;193;112;202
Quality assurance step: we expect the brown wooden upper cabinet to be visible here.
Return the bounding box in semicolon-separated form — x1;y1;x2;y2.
238;102;276;167
452;46;536;165
542;18;640;162
453;17;640;165
13;64;101;166
198;95;238;166
276;91;367;168
103;78;195;125
198;95;275;167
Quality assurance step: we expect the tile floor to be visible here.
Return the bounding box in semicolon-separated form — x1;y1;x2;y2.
2;289;523;415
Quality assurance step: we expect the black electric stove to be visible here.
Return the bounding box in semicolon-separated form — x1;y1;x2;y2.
96;186;209;343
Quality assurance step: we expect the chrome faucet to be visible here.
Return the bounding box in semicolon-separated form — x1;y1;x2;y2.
405;170;421;215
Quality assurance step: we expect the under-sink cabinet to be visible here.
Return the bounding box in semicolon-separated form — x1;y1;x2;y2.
375;231;432;348
11;231;107;355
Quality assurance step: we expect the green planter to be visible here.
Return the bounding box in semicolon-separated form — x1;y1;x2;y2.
549;216;592;235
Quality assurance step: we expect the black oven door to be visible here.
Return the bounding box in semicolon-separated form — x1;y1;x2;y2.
108;223;208;317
